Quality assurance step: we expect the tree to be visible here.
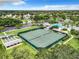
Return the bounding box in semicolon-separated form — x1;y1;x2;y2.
70;29;79;40
33;14;50;23
15;24;23;29
58;14;66;20
35;45;79;59
0;26;5;32
34;15;41;23
11;47;33;59
0;18;22;27
43;14;50;21
35;48;50;59
70;29;79;35
0;43;7;59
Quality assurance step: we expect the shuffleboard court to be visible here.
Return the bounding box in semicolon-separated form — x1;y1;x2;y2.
18;28;68;48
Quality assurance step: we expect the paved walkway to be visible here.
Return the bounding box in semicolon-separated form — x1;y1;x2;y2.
63;35;73;44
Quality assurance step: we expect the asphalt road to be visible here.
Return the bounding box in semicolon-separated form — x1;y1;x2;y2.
3;24;32;32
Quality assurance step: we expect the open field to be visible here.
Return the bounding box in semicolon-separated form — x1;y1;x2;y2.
0;26;79;59
67;38;79;52
0;26;39;58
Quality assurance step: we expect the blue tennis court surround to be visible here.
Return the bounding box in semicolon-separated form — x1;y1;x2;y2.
18;28;68;48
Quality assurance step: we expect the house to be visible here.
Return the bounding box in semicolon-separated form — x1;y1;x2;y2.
43;22;50;27
23;14;31;20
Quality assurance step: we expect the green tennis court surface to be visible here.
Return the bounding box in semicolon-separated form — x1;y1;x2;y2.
19;29;67;48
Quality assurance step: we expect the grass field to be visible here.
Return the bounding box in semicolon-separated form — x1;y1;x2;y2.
67;38;79;51
0;26;38;59
7;41;37;54
0;26;79;59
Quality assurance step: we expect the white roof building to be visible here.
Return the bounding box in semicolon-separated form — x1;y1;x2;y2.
23;14;31;20
1;35;22;48
43;22;50;27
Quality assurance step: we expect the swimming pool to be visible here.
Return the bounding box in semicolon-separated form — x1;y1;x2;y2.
51;23;63;28
18;28;68;48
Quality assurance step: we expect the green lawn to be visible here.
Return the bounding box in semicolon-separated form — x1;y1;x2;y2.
0;32;5;36
67;38;79;51
7;41;37;55
0;26;38;59
5;26;38;52
3;41;37;59
0;26;79;59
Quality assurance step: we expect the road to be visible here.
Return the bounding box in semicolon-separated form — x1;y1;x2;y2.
3;24;32;32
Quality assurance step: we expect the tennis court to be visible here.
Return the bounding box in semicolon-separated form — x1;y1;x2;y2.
18;28;67;48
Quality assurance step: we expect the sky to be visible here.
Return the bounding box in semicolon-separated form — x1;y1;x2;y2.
0;0;79;10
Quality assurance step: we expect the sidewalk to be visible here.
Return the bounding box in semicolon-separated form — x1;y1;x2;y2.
63;35;73;44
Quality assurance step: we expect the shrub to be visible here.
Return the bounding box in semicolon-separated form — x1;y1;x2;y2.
0;26;5;32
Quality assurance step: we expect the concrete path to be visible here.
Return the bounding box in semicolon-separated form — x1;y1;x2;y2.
63;35;74;44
